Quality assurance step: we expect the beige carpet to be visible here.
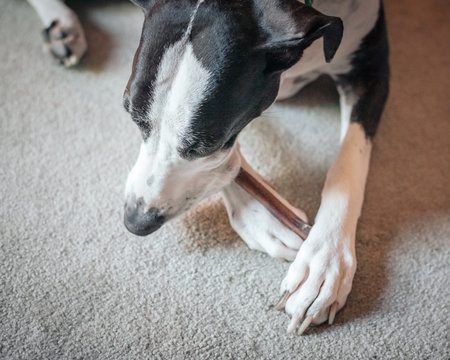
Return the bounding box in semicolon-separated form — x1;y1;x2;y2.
1;0;449;359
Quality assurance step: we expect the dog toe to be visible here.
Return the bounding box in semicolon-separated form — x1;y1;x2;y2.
42;20;87;67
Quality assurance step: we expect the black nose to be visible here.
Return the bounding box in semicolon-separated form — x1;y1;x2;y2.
124;201;165;236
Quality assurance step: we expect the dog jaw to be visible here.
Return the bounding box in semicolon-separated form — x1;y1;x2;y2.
125;140;241;226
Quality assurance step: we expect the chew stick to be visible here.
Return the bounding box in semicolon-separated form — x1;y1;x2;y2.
234;163;312;241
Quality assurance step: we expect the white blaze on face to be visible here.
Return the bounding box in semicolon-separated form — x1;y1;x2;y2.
125;40;240;217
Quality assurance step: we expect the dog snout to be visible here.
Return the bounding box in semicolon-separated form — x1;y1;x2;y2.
124;199;165;236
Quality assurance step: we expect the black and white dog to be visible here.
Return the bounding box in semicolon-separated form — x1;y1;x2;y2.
27;0;389;334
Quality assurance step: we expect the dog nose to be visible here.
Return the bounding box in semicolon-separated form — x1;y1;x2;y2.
124;200;165;236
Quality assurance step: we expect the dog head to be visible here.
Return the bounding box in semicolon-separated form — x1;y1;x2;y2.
123;0;343;236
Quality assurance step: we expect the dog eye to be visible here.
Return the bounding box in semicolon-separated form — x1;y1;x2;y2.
182;144;224;160
180;145;213;160
182;148;201;160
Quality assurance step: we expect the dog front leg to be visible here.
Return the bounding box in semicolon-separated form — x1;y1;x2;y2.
277;7;389;333
28;0;87;66
222;153;308;261
279;122;372;334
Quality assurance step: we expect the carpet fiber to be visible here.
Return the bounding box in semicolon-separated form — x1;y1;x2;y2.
1;1;449;359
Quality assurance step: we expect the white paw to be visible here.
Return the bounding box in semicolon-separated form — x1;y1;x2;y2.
276;221;357;334
224;185;307;261
42;14;87;67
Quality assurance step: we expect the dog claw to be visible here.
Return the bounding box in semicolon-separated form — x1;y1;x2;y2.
328;302;338;325
297;315;313;335
287;313;303;334
274;291;290;311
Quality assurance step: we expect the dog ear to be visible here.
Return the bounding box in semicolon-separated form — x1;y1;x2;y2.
258;2;343;73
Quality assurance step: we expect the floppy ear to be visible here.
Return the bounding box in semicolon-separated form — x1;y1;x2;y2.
258;2;343;73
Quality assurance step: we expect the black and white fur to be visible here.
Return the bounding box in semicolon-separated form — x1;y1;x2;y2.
27;0;389;334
